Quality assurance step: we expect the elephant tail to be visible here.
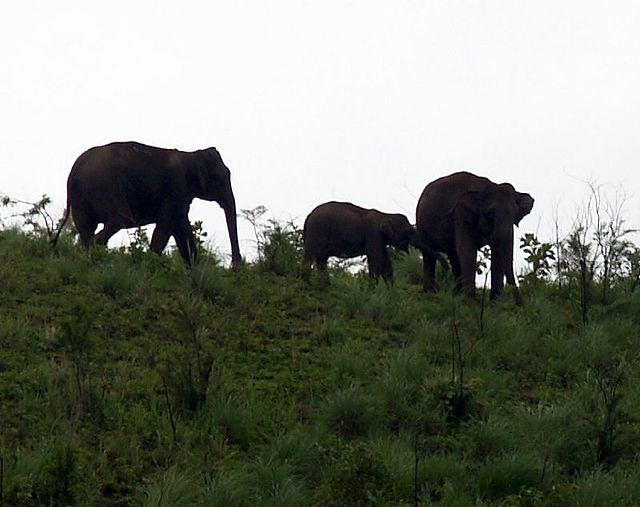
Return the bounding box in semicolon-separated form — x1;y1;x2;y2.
51;195;71;247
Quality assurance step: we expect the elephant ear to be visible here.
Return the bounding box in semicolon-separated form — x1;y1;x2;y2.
514;192;534;226
186;152;208;197
448;177;490;216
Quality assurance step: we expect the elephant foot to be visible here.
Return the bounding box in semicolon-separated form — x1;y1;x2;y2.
490;287;523;306
513;288;523;306
422;282;436;294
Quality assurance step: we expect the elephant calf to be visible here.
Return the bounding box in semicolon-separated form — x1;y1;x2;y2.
302;201;416;285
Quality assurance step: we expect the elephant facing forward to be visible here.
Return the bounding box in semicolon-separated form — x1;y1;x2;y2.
416;171;534;304
302;201;416;285
52;141;242;266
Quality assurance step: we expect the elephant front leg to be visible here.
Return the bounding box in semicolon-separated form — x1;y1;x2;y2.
455;238;477;298
490;256;505;300
503;259;522;306
492;242;522;305
368;249;392;287
381;253;394;287
365;234;388;287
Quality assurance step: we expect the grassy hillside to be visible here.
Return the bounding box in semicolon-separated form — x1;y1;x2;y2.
1;226;640;506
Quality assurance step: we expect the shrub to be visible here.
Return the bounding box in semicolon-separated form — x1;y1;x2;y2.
378;346;430;430
464;416;515;460
241;207;303;276
371;437;468;502
250;459;310;506
393;247;425;285
140;467;199;507
203;390;257;448
315;442;388;504
339;279;370;319
4;440;77;506
190;261;233;303
419;453;469;504
314;317;348;346
260;220;303;276
476;452;543;501
91;259;141;299
202;469;250;507
331;339;374;384
319;385;379;440
569;469;640;506
263;429;317;474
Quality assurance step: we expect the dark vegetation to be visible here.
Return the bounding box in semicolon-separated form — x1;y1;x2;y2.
1;193;640;505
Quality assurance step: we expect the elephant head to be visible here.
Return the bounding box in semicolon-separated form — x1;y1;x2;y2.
188;148;242;266
380;214;415;252
514;191;535;226
462;180;534;300
471;183;534;245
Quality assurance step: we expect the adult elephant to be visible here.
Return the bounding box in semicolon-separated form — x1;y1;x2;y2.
302;201;417;285
416;171;534;304
52;141;242;266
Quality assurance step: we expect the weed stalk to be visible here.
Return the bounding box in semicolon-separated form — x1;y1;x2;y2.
413;429;419;507
161;372;178;446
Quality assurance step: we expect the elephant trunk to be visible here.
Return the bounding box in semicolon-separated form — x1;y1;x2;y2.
223;193;242;266
491;225;521;305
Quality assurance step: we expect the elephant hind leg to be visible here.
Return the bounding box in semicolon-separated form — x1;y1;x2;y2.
72;212;98;249
315;256;330;286
172;220;197;266
380;252;394;287
93;222;122;246
78;226;96;249
422;251;437;293
300;250;313;281
150;224;172;255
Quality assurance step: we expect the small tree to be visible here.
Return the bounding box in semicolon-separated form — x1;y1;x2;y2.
1;194;59;240
588;183;636;302
564;225;595;326
519;233;555;283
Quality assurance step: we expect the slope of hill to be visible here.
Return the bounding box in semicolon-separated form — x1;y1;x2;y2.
1;228;640;505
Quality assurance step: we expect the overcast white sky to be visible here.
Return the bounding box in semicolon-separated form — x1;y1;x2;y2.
2;1;640;262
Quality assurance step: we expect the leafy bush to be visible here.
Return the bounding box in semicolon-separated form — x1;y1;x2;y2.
241;206;303;276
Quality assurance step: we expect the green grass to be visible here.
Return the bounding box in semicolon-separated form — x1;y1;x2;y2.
2;228;640;505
